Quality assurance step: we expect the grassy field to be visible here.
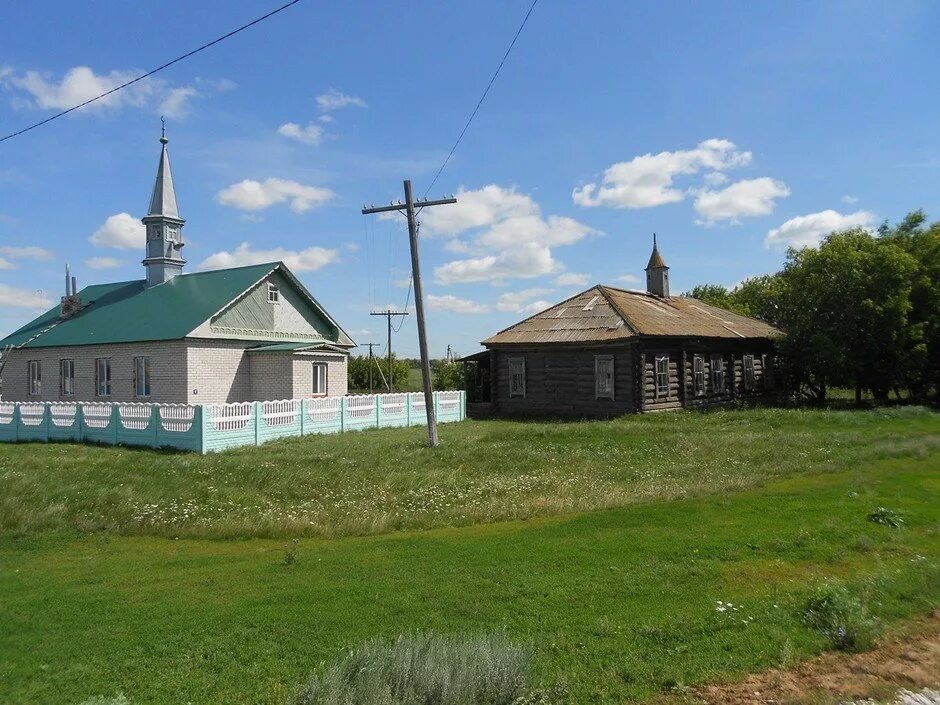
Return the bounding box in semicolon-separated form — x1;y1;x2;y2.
0;406;936;539
0;407;937;704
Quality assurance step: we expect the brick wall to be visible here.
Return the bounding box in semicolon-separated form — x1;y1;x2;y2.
0;342;188;403
186;340;255;404
291;354;348;398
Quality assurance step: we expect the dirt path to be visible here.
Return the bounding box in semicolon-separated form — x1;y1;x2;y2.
693;613;939;704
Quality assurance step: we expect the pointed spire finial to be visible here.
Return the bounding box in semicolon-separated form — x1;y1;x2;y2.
653;232;657;248
160;116;168;145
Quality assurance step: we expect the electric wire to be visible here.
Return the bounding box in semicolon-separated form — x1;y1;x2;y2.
422;0;539;197
0;0;304;144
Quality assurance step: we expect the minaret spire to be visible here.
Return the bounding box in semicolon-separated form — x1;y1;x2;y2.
142;122;186;287
645;233;670;298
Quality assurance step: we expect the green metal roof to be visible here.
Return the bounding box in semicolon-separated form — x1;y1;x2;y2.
247;342;349;354
0;262;305;349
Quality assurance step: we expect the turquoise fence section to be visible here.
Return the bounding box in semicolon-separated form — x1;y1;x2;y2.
0;391;466;453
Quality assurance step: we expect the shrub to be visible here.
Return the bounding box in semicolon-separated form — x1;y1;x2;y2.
801;584;880;651
868;507;904;528
291;630;543;705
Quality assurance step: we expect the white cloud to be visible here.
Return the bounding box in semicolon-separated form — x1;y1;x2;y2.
277;121;325;146
84;256;122;270
429;185;596;285
694;177;790;225
216;178;334;213
0;257;13;270
89;212;145;250
703;172;728;186
554;272;590;287
841;194;859;204
316;88;367;112
496;288;553;313
0;246;54;261
573;138;752;209
198;242;340;272
435;242;559;285
765;209;877;249
427;294;490;314
3;65;200;117
615;273;641;285
0;283;47;309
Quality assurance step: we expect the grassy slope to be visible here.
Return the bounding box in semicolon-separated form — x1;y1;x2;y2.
0;455;937;704
1;407;937;539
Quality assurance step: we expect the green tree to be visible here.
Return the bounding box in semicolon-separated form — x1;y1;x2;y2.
688;284;734;311
347;354;413;393
432;360;465;391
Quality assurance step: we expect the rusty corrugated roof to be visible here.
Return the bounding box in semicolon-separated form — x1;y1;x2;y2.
482;285;781;345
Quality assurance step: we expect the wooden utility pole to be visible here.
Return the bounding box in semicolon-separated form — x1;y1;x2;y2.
364;342;380;393
363;181;456;446
370;309;408;391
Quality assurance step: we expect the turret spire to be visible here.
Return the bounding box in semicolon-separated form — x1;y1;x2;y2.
645;233;670;298
142;124;186;287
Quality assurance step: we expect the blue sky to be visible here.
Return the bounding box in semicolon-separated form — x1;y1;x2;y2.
1;0;938;357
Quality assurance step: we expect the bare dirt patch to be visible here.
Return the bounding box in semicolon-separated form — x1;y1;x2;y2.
693;612;939;704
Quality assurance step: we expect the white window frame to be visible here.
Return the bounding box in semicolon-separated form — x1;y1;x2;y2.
743;354;756;390
267;282;280;304
60;359;75;397
693;355;705;396
28;360;41;396
655;355;670;398
508;357;526;398
711;354;725;393
95;358;112;398
312;362;328;397
595;354;614;400
134;357;152;398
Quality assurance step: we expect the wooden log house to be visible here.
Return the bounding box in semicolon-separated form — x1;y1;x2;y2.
462;240;781;417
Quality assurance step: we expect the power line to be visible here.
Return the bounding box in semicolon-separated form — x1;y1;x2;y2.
0;0;304;144
423;0;539;197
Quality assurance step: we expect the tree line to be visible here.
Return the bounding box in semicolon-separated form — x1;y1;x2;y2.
689;211;939;403
347;354;465;392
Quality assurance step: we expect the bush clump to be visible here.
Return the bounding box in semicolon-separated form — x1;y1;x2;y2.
867;507;904;528
801;584;880;651
291;630;554;705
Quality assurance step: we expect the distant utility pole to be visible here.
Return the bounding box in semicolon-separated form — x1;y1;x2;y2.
370;309;408;391
364;342;380;393
363;181;456;447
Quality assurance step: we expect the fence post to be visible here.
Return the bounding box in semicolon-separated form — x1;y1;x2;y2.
151;405;159;448
112;404;119;445
13;404;19;442
253;402;261;447
76;403;83;442
340;396;347;433
300;398;307;436
196;406;206;454
406;393;412;426
375;393;381;429
43;403;50;442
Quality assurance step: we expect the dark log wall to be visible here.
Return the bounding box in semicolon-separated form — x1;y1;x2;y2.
485;338;775;418
490;345;637;417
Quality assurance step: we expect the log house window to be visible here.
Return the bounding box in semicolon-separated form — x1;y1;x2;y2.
60;359;75;396
312;362;328;397
267;283;280;304
711;354;725;393
28;360;41;396
134;357;151;398
655;355;669;398
508;357;526;398
95;358;112;397
595;355;614;400
743;354;756;390
693;355;705;396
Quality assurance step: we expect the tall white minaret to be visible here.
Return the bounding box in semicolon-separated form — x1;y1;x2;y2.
141;119;186;287
645;233;670;298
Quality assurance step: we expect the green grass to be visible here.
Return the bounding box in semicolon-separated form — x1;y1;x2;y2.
1;406;937;539
0;454;937;704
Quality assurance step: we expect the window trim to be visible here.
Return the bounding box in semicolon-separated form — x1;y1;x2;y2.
710;354;725;394
60;359;75;397
267;282;280;304
28;360;41;396
654;355;670;399
743;354;756;390
693;355;705;396
311;362;328;397
595;354;615;400
134;356;152;399
508;357;526;398
95;357;112;398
